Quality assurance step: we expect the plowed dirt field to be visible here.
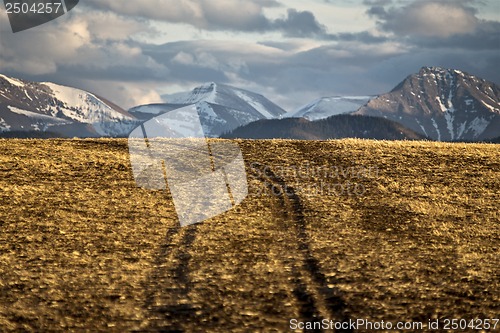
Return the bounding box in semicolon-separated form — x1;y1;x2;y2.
0;139;498;332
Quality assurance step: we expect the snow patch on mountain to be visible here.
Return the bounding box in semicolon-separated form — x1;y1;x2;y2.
480;100;500;113
468;117;490;137
233;90;274;119
0;74;24;88
287;96;372;121
0;118;11;132
42;82;131;125
153;105;205;138
444;112;455;141
129;104;168;115
8;106;70;123
169;82;217;105
431;118;441;141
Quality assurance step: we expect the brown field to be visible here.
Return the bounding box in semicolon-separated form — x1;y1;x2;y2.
0;139;498;332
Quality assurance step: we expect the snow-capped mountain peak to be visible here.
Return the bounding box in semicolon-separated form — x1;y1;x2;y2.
41;82;131;124
169;82;218;104
0;74;138;137
131;82;286;137
166;82;285;120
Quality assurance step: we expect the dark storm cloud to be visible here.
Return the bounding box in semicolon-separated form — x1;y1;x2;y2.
272;9;327;37
332;31;388;43
267;8;387;42
270;9;387;42
366;5;388;19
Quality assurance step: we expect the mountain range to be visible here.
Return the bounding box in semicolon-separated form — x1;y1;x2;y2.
0;67;498;141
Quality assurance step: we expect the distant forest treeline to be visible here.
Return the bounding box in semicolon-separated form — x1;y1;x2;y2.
221;115;428;141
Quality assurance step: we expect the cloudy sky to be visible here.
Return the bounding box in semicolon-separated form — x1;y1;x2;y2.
0;0;499;111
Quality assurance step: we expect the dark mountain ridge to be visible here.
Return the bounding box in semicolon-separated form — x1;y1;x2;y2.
221;115;427;141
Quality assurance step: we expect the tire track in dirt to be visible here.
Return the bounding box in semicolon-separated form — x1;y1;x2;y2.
138;157;351;331
252;162;352;332
140;224;199;332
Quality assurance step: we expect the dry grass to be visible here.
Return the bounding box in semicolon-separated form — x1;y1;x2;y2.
0;139;498;332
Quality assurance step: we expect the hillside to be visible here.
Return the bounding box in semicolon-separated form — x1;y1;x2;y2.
0;74;138;137
130;82;286;137
0;139;498;332
355;67;500;141
222;115;427;140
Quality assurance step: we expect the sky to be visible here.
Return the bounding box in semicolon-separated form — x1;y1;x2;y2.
0;0;499;111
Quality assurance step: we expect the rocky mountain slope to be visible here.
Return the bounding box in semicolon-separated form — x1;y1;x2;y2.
354;67;500;141
0;74;137;138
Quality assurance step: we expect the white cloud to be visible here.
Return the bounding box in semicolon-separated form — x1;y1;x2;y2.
376;1;479;38
80;80;164;109
172;51;196;65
